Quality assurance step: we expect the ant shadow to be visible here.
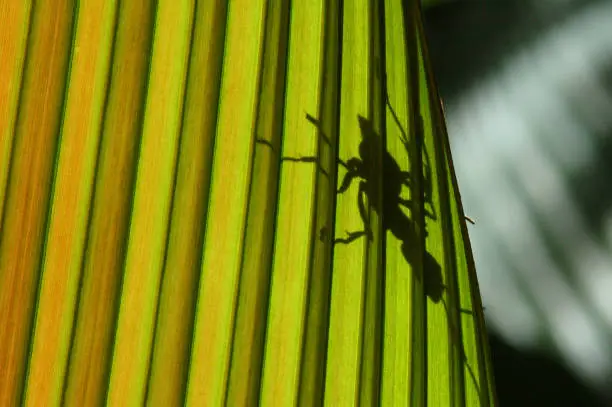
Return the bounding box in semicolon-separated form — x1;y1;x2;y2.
285;104;444;303
277;98;487;404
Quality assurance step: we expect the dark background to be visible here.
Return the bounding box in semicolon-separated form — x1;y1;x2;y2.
423;1;612;405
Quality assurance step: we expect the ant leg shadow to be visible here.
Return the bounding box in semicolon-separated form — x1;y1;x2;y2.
335;182;374;244
398;197;414;211
397;197;436;221
356;181;372;240
280;156;329;178
401;171;413;187
255;138;276;152
426;209;437;221
333;229;372;245
459;307;485;315
337;158;361;193
305;113;333;147
337;169;357;193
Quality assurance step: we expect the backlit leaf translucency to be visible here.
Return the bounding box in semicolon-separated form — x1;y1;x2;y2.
0;1;497;406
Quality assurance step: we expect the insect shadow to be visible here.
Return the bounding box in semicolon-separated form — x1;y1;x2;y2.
284;109;444;303
280;109;486;402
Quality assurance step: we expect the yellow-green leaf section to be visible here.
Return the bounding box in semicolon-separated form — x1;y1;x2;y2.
0;0;497;406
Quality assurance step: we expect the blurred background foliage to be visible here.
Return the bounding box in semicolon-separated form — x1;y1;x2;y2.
422;0;612;405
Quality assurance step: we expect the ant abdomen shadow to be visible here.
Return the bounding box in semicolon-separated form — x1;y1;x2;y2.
422;251;444;302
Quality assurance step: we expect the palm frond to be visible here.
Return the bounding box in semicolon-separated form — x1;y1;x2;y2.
0;0;496;405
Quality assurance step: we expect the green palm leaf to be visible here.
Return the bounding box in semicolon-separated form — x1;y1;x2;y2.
0;0;496;405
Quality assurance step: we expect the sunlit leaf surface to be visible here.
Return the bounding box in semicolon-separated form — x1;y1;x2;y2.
0;0;496;405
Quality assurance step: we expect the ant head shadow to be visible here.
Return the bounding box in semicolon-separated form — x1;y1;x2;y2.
356;115;384;165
